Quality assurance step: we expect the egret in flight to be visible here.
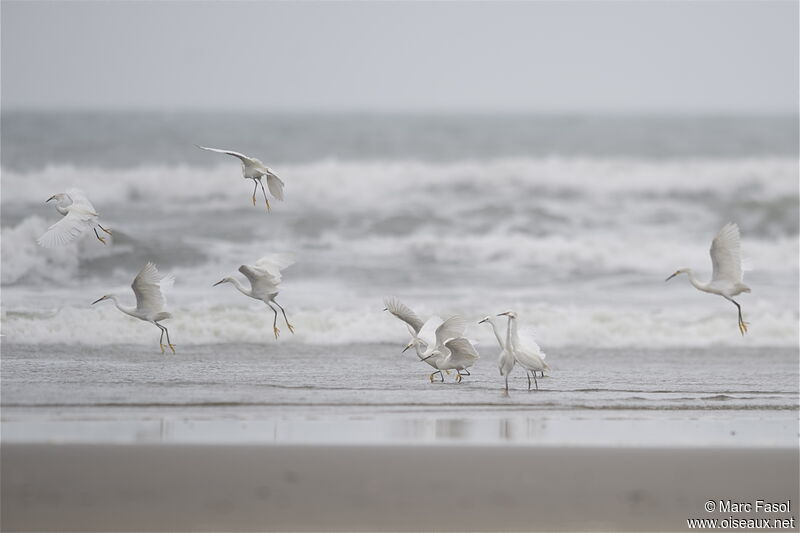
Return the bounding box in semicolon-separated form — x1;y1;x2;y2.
479;315;515;391
38;189;112;247
214;253;296;339
196;145;285;211
383;298;465;382
498;311;549;391
92;262;176;353
665;222;751;335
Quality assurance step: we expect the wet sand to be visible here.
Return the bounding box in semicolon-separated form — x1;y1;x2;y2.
2;444;797;531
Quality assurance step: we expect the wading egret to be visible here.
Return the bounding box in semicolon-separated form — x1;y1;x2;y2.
196;145;284;211
420;337;480;383
38;189;112;247
92;262;176;353
498;311;549;391
382;298;465;382
214;253;296;339
479;315;515;391
665;222;751;335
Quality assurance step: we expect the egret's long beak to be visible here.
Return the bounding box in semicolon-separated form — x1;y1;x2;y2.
91;296;107;305
402;342;413;353
383;307;388;311
478;318;488;324
213;279;225;287
46;195;56;203
665;272;679;282
497;312;510;317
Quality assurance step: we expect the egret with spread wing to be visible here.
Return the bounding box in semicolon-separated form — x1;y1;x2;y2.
498;311;549;391
38;189;112;247
666;222;751;335
420;337;480;383
92;262;176;353
214;253;296;339
196;145;285;211
479;315;515;391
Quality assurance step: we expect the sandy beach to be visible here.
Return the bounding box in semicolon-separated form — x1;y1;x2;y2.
2;444;797;531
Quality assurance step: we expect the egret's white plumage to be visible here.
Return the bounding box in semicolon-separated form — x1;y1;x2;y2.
196;145;285;211
92;262;176;353
498;311;549;391
666;222;751;335
424;337;480;383
214;253;296;339
38;189;112;248
479;315;515;391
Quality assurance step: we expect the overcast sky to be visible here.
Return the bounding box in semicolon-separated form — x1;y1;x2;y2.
2;1;797;113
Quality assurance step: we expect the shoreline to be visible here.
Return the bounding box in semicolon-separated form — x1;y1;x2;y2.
3;444;798;531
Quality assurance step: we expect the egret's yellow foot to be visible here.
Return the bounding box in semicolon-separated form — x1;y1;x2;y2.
252;195;257;206
159;344;166;354
273;326;280;339
287;324;295;334
445;369;452;375
456;374;462;383
96;235;107;245
429;373;436;383
101;226;113;235
265;199;271;212
169;344;177;354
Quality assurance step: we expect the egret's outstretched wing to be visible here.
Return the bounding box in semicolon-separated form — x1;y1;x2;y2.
384;297;425;334
37;210;95;248
435;315;467;348
418;316;443;347
444;337;480;362
132;262;170;314
196;145;254;165
710;222;743;283
265;172;285;200
240;253;295;293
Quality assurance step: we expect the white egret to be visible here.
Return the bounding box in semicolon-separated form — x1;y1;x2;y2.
382;298;466;382
498;311;549;391
214;253;296;339
666;222;751;335
196;145;285;211
420;337;480;383
38;189;112;247
479;315;515;391
92;262;176;353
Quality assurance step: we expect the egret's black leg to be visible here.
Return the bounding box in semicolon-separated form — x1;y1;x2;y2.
527;371;531;391
93;228;106;244
462;369;471;376
272;299;294;333
726;297;749;335
533;372;539;390
504;375;509;391
156;324;166;353
258;178;271;212
267;302;280;339
251;180;258;206
98;224;112;235
162;324;176;353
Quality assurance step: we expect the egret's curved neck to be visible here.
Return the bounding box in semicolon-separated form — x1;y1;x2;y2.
109;295;137;318
685;269;709;292
229;278;254;298
487;319;505;349
505;317;514;350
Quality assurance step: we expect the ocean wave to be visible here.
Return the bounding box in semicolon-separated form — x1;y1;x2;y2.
2;299;797;348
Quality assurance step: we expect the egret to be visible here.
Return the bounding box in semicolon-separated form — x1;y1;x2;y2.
497;311;549;391
196;145;284;211
92;262;176;353
214;253;296;339
479;315;515;391
420;337;480;383
665;222;751;335
37;189;112;247
382;298;465;382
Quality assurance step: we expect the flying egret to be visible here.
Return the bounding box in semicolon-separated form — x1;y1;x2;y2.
665;222;751;335
382;298;465;382
498;311;549;391
196;145;285;211
92;262;176;353
37;189;112;247
214;253;296;339
420;337;480;383
479;315;515;391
